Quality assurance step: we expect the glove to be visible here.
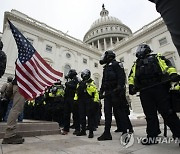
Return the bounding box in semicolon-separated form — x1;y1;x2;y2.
99;91;104;99
129;85;137;95
91;92;95;98
170;73;180;82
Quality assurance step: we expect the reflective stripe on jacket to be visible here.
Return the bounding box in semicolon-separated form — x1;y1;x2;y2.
74;80;99;102
128;53;177;87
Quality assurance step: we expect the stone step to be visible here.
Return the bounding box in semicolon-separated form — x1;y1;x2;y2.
0;118;163;139
0;120;61;139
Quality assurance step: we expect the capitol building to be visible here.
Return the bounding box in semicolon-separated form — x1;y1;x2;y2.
1;5;180;113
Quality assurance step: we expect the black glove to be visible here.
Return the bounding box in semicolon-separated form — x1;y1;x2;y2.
129;85;136;95
170;73;180;82
99;91;104;99
91;92;95;98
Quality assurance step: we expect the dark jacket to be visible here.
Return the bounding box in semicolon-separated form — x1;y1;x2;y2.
64;77;79;98
0;50;7;78
100;60;126;92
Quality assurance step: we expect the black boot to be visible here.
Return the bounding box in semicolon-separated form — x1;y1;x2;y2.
97;132;112;141
70;124;75;129
73;130;80;135
88;131;94;138
114;128;123;133
128;128;134;134
76;131;86;136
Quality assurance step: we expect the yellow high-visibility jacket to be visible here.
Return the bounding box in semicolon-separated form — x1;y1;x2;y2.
74;80;99;103
128;53;177;88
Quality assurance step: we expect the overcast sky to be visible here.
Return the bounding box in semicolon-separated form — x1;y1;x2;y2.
0;0;160;41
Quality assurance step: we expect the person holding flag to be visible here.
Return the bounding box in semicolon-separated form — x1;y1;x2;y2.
2;20;63;144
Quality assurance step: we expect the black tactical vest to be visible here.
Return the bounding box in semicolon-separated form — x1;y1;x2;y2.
135;54;163;88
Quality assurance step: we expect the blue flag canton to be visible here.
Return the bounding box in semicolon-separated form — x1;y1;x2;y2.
11;25;35;64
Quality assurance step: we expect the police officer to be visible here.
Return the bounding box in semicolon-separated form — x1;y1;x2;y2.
74;69;99;138
61;69;80;135
128;44;180;145
48;80;65;126
98;50;132;141
0;40;7;78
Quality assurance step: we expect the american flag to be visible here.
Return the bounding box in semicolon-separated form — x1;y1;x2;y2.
8;20;63;100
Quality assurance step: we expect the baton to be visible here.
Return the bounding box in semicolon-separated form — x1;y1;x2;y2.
139;79;171;92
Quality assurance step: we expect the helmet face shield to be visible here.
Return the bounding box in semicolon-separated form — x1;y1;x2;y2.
66;69;77;79
99;52;107;65
99;50;115;65
81;69;91;80
136;44;152;58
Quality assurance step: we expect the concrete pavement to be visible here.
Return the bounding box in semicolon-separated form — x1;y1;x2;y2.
0;125;179;154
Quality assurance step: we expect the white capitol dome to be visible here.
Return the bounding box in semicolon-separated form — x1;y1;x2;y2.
90;16;123;29
83;4;132;51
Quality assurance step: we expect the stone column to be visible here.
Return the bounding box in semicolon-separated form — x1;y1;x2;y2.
110;37;113;46
97;40;100;50
116;37;119;43
104;38;107;50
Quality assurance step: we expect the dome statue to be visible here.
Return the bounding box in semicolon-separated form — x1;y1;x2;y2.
83;4;132;51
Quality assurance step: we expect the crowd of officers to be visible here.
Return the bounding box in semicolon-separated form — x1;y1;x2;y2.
24;80;65;126
1;42;180;145
23;49;133;140
23;69;102;138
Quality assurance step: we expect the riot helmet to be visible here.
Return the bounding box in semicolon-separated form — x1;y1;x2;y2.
0;40;3;50
7;76;13;82
66;69;77;79
136;44;152;58
81;69;91;81
55;79;61;85
99;50;116;65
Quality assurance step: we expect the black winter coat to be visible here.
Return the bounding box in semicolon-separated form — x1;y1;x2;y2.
0;50;7;78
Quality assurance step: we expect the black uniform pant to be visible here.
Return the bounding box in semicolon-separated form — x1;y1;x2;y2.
114;94;133;131
52;102;64;126
140;84;180;137
63;97;79;131
155;0;180;56
78;98;95;133
94;103;102;128
0;99;9;122
104;92;130;133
